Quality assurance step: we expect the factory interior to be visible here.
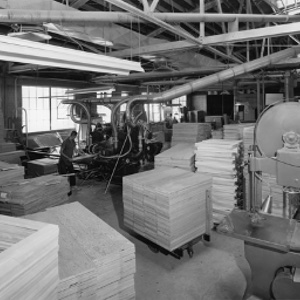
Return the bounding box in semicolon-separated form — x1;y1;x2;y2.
1;0;300;299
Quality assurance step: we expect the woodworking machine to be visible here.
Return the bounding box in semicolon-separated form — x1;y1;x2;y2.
218;102;300;300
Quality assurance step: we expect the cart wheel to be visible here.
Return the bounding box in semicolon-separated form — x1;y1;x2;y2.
148;244;159;253
203;234;210;242
187;247;194;258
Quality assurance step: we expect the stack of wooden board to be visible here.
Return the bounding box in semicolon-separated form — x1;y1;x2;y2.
171;123;211;146
154;143;196;171
0;215;59;300
0;161;24;185
0;150;26;165
27;158;59;177
123;167;212;251
211;129;223;139
0;174;69;216
194;139;243;223
25;202;136;300
223;124;254;140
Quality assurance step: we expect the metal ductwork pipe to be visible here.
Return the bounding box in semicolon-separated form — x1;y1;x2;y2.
1;10;300;24
69;101;91;146
110;46;300;149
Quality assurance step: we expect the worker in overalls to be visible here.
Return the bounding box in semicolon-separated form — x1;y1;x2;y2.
58;130;79;196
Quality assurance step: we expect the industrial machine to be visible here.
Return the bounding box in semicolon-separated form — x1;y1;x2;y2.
63;99;163;184
218;101;300;300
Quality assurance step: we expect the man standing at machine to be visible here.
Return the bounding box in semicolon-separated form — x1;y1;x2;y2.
58;130;79;196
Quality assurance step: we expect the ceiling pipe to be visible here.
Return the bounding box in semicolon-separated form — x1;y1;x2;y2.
110;46;300;149
1;10;300;24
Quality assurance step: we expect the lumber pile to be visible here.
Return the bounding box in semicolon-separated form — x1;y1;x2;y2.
211;129;223;139
0;215;59;300
27;158;59;177
123;167;212;251
223;123;254;140
0;174;69;216
171;123;211;146
0;150;26;165
25;202;136;300
0;161;24;185
154;143;196;171
195;139;243;223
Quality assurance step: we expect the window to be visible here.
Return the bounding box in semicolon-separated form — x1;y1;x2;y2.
22;86;75;133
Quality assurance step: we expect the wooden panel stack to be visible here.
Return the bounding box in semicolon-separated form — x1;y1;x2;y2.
223;124;254;140
154;143;196;171
0;174;69;216
171;123;211;146
0;215;59;300
123;167;212;251
25;202;136;300
0;161;24;185
0;150;26;165
211;129;223;139
27;158;59;177
194;139;243;223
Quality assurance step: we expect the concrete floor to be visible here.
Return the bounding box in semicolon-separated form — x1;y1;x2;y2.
69;178;252;300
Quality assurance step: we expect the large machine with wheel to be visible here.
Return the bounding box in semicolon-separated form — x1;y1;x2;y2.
218;101;300;300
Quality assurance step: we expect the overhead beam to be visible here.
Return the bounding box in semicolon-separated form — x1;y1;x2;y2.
1;10;300;24
110;22;300;57
70;0;90;9
102;0;203;47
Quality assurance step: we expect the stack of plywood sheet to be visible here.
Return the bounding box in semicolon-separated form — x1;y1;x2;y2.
27;158;59;177
223;124;254;140
123;167;212;251
0;150;26;165
171;123;211;146
195;139;243;223
25;202;136;300
154;143;196;171
0;215;59;300
0;174;69;216
0;161;24;185
211;129;223;139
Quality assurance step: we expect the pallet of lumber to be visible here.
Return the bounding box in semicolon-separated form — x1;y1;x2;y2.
195;139;243;223
123;167;212;251
0;174;69;216
223;123;254;140
0;215;59;300
211;129;223;139
0;161;24;184
171;123;211;146
25;202;136;300
154;143;196;171
27;158;59;177
0;150;26;165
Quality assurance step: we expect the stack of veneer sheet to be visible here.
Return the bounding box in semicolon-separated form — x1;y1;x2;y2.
25;202;136;300
154;143;196;171
211;129;223;139
0;161;24;185
194;139;243;223
223;124;254;140
0;150;26;165
0;174;69;216
171;123;211;146
123;167;212;252
0;215;59;300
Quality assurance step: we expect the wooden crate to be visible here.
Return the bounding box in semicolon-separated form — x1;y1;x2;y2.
0;215;59;300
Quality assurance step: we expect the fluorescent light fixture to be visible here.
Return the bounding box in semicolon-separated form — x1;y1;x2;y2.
65;86;115;95
0;34;144;75
7;32;52;42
